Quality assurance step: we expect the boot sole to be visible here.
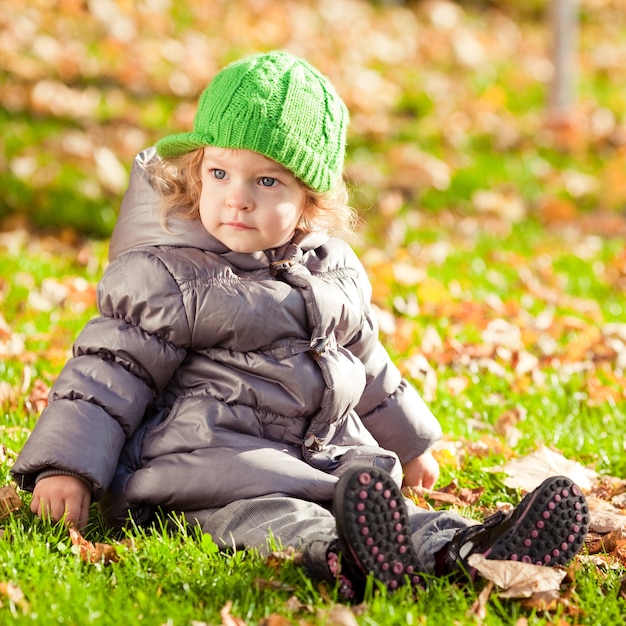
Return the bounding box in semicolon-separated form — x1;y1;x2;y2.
334;466;422;591
482;475;590;566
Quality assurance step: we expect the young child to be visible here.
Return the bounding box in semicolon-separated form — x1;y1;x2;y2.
12;50;589;599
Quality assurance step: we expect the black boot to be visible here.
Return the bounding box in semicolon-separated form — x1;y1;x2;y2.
437;475;590;576
332;466;422;597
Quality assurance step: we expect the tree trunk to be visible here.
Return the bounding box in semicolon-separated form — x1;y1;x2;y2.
548;0;579;122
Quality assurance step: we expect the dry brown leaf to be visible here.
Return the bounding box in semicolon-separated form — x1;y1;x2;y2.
539;197;579;224
518;589;561;611
402;486;435;510
404;485;454;507
458;486;486;506
497;445;598;492
518;266;601;319
404;480;485;510
494;406;526;447
316;605;360;626
469;435;514;459
467;554;566;598
265;547;304;569
587;474;626;502
283;595;313;614
472;188;526;223
387;143;451;192
466;579;494;622
0;313;25;357
69;527;120;565
0;581;29;614
585;496;626;534
445;375;469;396
513;350;540;376
220;601;248;626
595;528;626;559
25;379;50;414
578;553;623;570
0;485;22;520
253;578;296;593
0;382;15;406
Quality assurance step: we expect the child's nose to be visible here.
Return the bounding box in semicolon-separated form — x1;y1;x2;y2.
225;181;252;210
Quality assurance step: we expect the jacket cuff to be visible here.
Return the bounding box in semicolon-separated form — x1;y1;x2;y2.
35;469;94;494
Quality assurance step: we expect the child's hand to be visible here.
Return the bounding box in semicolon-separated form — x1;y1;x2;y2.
402;451;440;490
31;475;91;530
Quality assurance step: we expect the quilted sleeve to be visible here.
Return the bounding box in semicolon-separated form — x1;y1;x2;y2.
11;250;191;497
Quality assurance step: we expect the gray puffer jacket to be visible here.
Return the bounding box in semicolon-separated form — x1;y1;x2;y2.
12;148;442;527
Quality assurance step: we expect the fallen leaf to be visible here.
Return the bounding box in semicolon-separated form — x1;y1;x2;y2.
513;350;540;376
0;581;29;614
283;595;313;613
467;553;566;598
472;188;526;223
0;313;25;357
445;375;469;396
0;486;22;519
317;605;360;626
265;547;304;569
596;528;626;555
466;579;494;622
539;197;579;224
69;527;120;565
220;601;248;626
416;277;450;306
494;406;526;447
253;578;295;593
0;382;14;406
585;496;626;534
518;589;561;611
402;353;438;402
387;143;451;192
25;379;50;414
518;266;601;319
497;446;598;492
258;615;292;626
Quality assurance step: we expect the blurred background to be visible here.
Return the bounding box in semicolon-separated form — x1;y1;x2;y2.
2;0;626;240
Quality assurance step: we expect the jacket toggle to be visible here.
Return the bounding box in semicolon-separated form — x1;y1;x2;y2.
303;433;323;451
309;334;335;359
269;259;295;276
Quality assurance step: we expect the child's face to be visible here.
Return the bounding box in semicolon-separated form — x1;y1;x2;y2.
198;147;307;253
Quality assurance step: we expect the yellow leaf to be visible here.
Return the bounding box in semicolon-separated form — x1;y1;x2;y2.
416;277;449;306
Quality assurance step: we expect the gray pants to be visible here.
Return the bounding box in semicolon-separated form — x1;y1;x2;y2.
184;494;471;581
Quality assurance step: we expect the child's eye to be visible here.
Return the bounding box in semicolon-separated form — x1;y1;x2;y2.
259;177;278;187
211;169;227;180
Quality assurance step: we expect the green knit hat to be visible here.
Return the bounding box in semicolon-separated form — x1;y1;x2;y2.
155;50;349;193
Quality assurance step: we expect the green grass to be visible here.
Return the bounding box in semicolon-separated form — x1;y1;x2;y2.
2;0;626;622
0;515;621;625
2;213;626;624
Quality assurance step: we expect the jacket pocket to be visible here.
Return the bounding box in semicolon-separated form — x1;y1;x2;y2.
143;396;185;440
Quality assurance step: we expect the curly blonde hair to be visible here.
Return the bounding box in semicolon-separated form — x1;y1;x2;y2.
148;148;358;239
